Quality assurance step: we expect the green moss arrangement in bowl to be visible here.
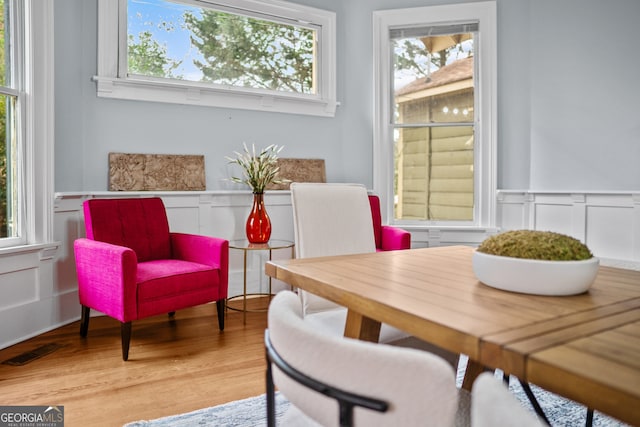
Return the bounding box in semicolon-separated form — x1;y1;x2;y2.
473;230;599;296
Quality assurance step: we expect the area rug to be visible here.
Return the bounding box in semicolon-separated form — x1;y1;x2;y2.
124;392;290;427
462;356;629;427
125;364;629;427
505;375;628;426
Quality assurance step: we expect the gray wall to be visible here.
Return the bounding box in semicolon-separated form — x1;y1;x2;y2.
54;0;640;193
528;0;640;190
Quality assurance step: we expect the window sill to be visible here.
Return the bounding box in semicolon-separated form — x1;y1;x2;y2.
93;76;339;117
0;242;60;259
399;225;499;233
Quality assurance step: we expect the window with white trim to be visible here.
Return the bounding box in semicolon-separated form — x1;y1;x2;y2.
0;0;22;244
373;1;496;228
95;0;337;117
0;0;53;249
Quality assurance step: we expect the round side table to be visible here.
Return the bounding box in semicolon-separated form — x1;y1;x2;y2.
228;239;295;324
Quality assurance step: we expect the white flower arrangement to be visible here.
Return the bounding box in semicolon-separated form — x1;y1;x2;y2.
226;143;285;194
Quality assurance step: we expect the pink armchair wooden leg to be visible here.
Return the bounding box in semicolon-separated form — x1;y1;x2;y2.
121;322;132;361
216;300;225;331
80;305;90;338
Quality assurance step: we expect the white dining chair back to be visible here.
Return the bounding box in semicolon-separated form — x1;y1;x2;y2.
267;291;461;427
288;182;460;365
290;182;376;259
290;183;375;315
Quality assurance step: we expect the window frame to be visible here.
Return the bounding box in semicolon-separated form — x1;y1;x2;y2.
95;0;338;117
373;1;497;229
0;0;24;246
0;0;55;250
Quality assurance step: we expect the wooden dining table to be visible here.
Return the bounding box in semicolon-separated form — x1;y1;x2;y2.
265;245;640;426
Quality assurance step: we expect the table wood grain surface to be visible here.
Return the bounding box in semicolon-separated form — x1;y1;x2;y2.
265;246;640;426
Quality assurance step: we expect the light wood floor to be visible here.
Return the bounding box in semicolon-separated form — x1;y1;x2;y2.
0;297;271;427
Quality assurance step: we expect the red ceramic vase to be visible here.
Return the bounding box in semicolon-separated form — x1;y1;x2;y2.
246;193;271;243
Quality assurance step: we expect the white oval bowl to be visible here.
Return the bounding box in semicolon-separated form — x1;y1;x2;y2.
472;250;600;296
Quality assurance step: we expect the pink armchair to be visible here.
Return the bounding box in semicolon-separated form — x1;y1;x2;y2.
73;197;228;360
368;195;411;251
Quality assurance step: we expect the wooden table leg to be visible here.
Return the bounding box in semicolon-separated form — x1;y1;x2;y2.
462;359;486;391
344;310;382;343
343;309;483;392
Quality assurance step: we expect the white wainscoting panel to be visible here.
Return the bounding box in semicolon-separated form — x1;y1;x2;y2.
0;244;61;349
497;191;640;263
407;227;496;249
0;268;38;311
586;205;635;260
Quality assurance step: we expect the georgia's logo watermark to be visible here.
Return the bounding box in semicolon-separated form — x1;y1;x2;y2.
0;406;64;427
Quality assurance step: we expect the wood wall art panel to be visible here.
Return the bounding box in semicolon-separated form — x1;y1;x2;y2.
267;158;326;190
109;153;206;191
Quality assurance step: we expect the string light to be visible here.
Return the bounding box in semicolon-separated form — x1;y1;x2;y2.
441;106;472;115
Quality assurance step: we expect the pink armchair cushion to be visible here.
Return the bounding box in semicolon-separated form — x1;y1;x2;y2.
83;197;171;262
169;232;229;298
136;260;220;318
368;195;411;251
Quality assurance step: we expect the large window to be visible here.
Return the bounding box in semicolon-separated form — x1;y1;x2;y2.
0;0;53;249
96;0;337;117
373;2;496;228
0;0;21;242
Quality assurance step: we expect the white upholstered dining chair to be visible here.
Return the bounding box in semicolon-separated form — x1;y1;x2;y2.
289;182;459;364
290;182;377;318
266;290;466;427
